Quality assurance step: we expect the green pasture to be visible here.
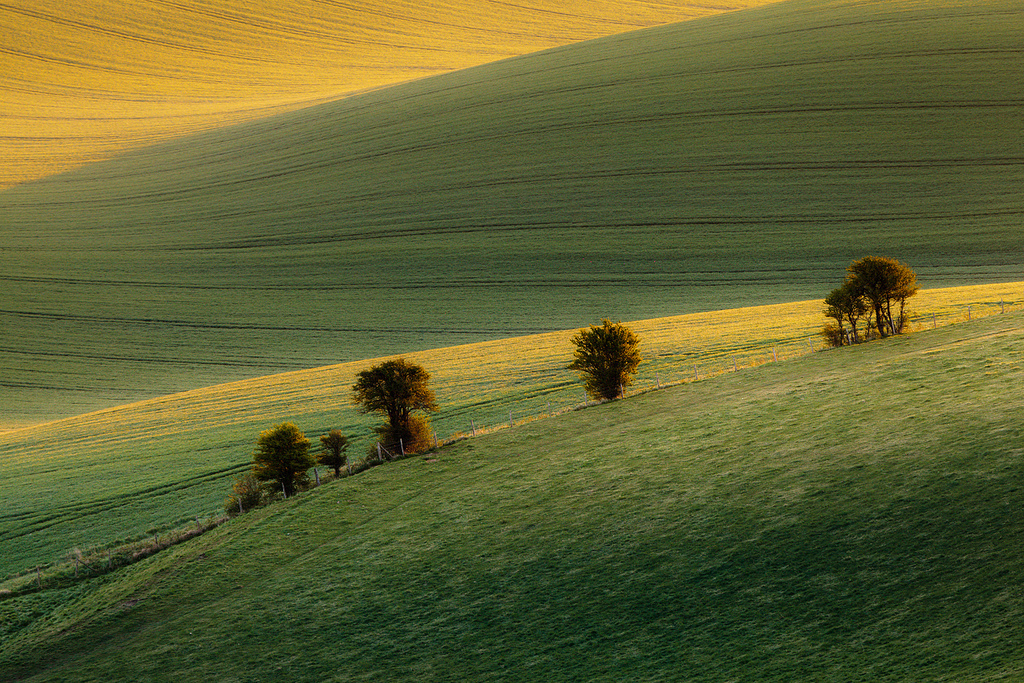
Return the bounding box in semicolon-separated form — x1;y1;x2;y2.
1;285;1017;580
2;0;1022;426
3;308;1024;680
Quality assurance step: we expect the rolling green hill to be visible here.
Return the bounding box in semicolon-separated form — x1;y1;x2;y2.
3;308;1023;681
2;0;1022;428
0;284;1016;581
2;0;764;187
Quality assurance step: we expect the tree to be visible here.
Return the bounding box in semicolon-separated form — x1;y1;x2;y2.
568;319;642;401
252;422;315;497
846;256;918;337
319;430;350;477
352;358;438;452
824;281;869;345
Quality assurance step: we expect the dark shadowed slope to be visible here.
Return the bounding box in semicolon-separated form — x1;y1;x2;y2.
4;310;1024;681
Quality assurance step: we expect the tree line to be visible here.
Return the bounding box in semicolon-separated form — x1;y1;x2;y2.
226;320;644;513
226;256;921;510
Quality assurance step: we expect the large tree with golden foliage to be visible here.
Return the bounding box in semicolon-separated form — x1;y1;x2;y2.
352;358;438;452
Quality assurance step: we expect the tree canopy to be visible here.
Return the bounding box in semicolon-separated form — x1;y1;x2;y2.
352;358;438;451
319;430;350;477
568;319;642;401
845;256;918;338
252;422;315;497
824;281;870;345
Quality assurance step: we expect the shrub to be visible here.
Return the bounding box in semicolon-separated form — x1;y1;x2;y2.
820;323;845;349
225;471;264;515
568;319;643;401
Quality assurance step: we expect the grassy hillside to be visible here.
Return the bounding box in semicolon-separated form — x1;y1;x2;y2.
3;307;1024;680
0;283;1018;581
0;0;773;187
2;0;1021;427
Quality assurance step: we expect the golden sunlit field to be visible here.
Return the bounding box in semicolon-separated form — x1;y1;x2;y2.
0;0;777;187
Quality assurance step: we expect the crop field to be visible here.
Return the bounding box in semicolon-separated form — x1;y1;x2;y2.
2;0;1022;428
3;307;1024;680
0;281;1019;580
0;0;771;188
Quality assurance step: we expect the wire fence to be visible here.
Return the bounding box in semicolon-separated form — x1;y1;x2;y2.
422;297;1022;445
5;296;1019;591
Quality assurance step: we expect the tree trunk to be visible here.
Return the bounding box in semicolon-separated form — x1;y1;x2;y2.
874;303;888;338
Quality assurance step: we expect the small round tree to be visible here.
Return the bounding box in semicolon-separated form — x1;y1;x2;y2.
352;358;438;453
319;429;350;477
568;319;642;401
252;422;315;497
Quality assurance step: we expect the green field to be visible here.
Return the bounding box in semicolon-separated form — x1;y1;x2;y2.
2;0;1022;427
0;283;1018;582
3;308;1024;681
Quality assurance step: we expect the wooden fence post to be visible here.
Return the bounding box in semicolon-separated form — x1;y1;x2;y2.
314;467;320;486
772;347;778;362
656;374;661;389
933;313;937;328
281;482;287;499
400;439;405;457
693;365;698;381
968;305;971;320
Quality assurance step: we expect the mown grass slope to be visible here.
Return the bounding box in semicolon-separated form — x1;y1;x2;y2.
2;0;1021;427
0;0;773;187
2;307;1023;681
0;283;1018;585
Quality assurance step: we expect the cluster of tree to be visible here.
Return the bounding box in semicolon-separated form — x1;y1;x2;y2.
226;326;647;513
823;256;919;346
226;358;437;513
226;423;351;513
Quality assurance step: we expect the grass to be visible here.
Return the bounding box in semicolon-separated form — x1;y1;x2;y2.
0;0;771;188
0;282;1018;581
2;0;1022;427
2;307;1024;680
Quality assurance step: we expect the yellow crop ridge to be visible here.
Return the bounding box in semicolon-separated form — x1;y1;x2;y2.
0;0;779;187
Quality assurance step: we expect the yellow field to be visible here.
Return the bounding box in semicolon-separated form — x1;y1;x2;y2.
8;281;1020;440
0;0;780;187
